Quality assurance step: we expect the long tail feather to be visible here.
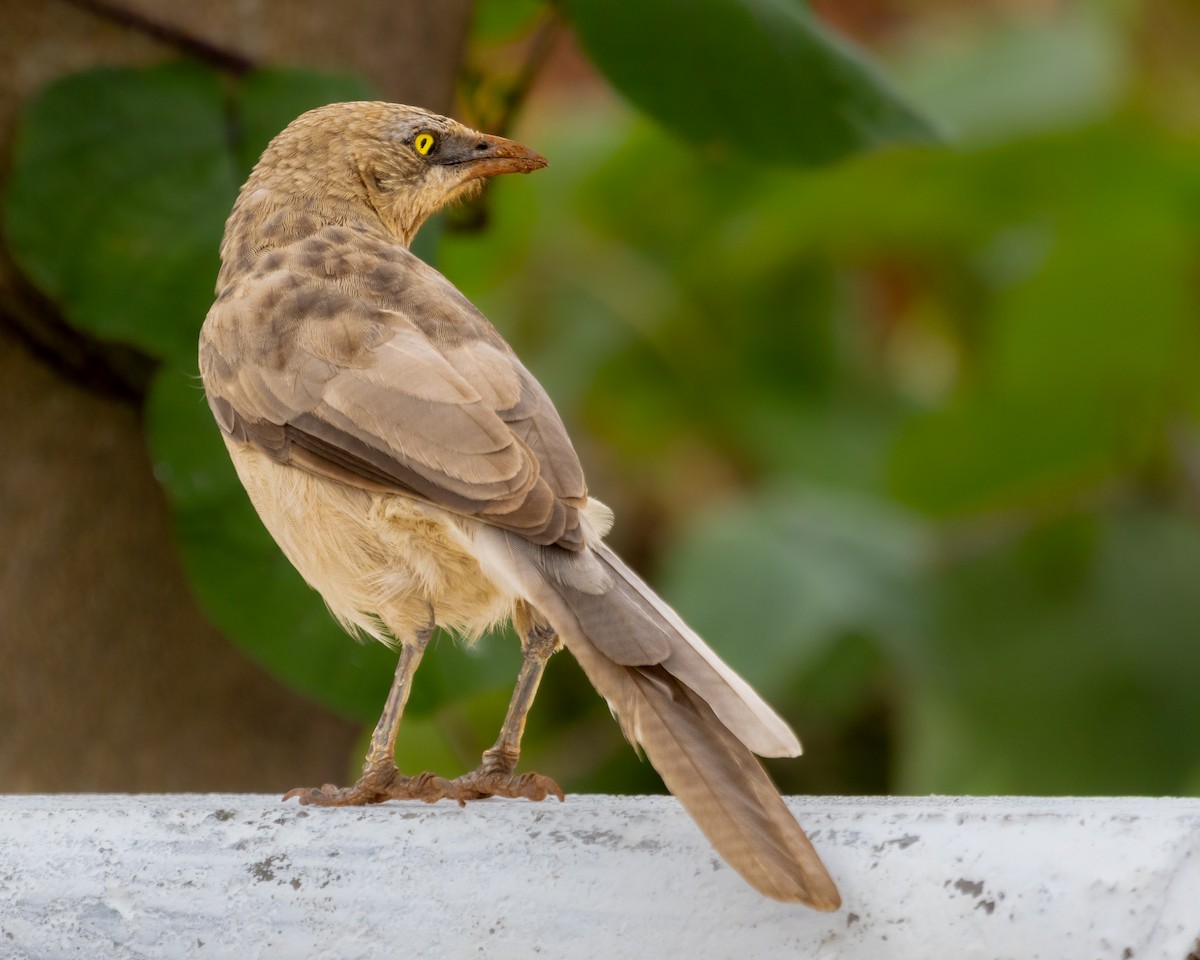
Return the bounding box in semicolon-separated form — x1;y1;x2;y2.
496;532;841;908
576;642;841;907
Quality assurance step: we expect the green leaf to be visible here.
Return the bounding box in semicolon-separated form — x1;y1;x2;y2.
563;0;939;166
2;63;375;367
3;63;235;365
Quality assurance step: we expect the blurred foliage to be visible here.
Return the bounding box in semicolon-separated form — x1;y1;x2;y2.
439;0;1200;796
563;0;939;164
4;0;1200;799
5;64;231;362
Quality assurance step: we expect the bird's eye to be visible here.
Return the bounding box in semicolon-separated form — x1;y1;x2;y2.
414;132;436;156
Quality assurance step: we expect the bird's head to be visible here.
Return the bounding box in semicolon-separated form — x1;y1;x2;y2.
240;102;547;247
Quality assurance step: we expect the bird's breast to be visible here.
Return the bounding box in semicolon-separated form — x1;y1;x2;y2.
224;439;515;645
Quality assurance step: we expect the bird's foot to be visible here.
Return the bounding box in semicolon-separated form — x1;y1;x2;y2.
445;746;564;803
283;765;457;807
283;747;564;807
447;767;565;803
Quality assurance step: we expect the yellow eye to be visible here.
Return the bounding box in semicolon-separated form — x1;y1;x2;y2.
414;132;435;156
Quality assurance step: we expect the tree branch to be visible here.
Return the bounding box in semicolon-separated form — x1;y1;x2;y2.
57;0;257;75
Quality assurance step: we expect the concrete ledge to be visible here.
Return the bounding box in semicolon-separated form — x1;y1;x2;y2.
0;794;1197;958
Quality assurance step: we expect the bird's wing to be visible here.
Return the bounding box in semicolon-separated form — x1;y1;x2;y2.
200;232;588;548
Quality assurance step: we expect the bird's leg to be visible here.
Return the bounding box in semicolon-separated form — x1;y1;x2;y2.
450;603;565;802
284;618;454;806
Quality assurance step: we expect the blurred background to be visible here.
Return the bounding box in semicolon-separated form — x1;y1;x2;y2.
1;0;1198;800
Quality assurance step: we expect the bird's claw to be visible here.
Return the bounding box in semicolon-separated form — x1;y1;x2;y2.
449;769;565;803
283;765;564;807
283;768;456;806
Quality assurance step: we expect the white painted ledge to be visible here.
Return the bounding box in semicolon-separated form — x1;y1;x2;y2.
0;795;1197;959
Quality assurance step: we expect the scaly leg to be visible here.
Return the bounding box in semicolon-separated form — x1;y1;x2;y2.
450;602;565;802
284;618;453;805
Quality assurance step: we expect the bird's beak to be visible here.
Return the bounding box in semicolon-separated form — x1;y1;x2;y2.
457;134;547;181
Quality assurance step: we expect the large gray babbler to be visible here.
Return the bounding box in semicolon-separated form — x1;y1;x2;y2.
199;101;839;909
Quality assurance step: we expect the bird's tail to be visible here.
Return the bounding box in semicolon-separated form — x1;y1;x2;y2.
504;536;841;909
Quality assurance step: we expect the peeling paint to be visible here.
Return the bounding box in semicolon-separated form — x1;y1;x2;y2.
953;878;984;897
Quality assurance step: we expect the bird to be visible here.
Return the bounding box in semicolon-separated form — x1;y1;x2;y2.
198;101;840;909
